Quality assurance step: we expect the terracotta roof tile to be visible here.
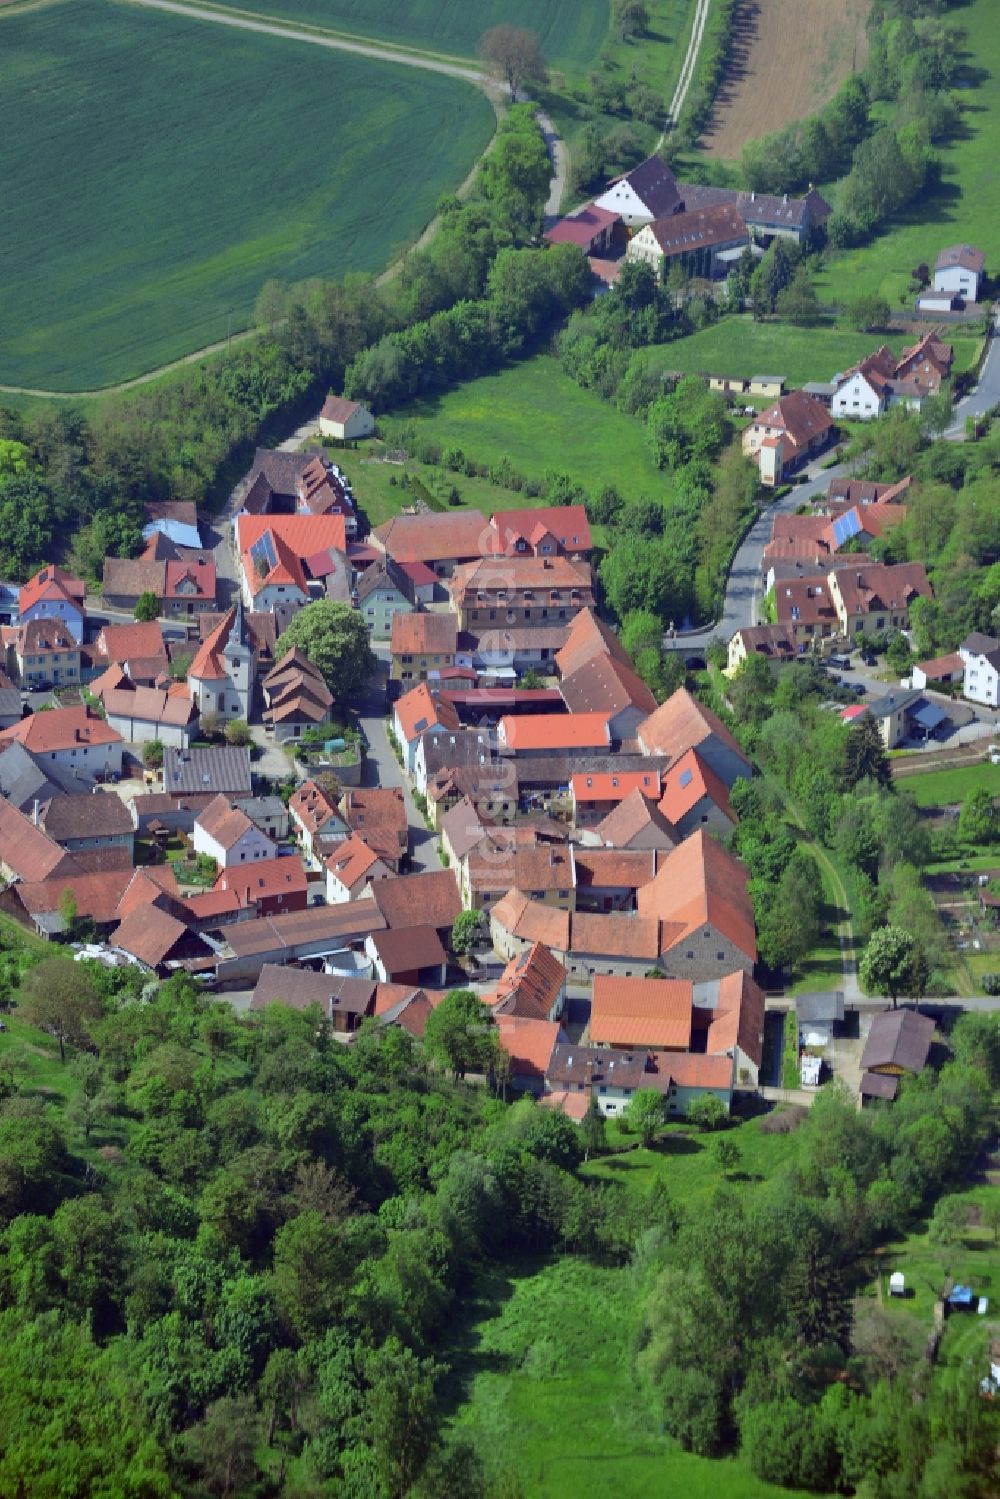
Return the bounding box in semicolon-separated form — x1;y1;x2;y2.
394;682;461;743
494;1015;562;1079
487;941;566;1020
216;856;308;906
490;889;571;952
637;688;748;768
370;924;446;975
112;904;189;968
390;612;457;656
489;504;592;554
594;789;678;849
371;870;461;931
499;712;610;753
658;748;735;827
569;910;660;960
0;706;123;756
637;830;756;961
591;975;693;1048
375;511;489;566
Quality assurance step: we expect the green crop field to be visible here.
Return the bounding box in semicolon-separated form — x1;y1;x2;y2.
643;317;983;388
0;0;493;391
393;353;669;500
814;0;1000;304
445;1256;812;1499
217;0;610;68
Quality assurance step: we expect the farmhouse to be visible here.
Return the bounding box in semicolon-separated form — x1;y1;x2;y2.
0;705;123;778
672;182;832;245
595;155;684;227
234;513;348;613
373;512;488;577
626;203;748;281
488;504;592;560
355;558;416;641
932;244;985;302
960;631;1000;707
17;566;86;643
742;391;833;485
193;795;276;869
543;203;620;256
860;1009;935;1102
318;394;374;442
637;688;752;787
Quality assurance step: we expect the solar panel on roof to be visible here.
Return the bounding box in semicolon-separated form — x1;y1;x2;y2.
832;511;861;547
679;768;693;788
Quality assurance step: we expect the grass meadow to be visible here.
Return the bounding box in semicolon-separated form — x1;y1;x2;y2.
812;0;1000;305
220;0;610;67
0;0;493;390
899;760;1000;809
643;318;983;387
445;1115;811;1497
392;354;669;500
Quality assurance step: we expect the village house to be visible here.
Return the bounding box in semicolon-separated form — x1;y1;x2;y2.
742;390;834;485
893;331;953;394
17;565;86;642
0;673;22;730
464;837;576;913
393;683;461;773
94;620;169;684
289;778;347;866
679;181;832;245
2;868;133;940
487;504;593;560
370;868;462;940
931;243;985;302
193;795;277;869
413;723;493;799
558;651;656;743
103;553;217;617
594;154;684;227
318;394;375;442
826;561;932;638
373;511;489;578
142;500;201;551
449;556;595;633
574;848;660;912
325;835;391;903
658;748;737;839
187;604;255;722
727;623;801;672
427;764;518;829
570;770;662;827
593;791;676;853
911;652;965;691
636;830;757;979
627;202;748;281
637;687;752;787
9;618;80;688
772;577;839;645
0;796;80;885
830;338;953;420
355;557;416;641
342;788;409;864
37;792;135;859
294;455;358;535
497;712;611;757
260;649;334;742
960;631;1000;708
234;513;348;613
860;1008;936;1102
0;705;123;778
389;611;458;687
862;688;949;749
487;941;567;1023
214;858;309;919
163;745;252;800
98;681;198;749
555;607;632;679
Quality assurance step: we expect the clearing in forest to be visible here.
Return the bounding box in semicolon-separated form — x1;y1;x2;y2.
700;0;870;160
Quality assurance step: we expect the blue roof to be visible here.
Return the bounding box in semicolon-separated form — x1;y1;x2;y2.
831;510;861;548
142;518;202;549
948;1285;974;1305
912;702;948;731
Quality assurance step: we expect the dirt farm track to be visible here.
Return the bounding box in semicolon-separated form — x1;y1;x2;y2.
701;0;870;159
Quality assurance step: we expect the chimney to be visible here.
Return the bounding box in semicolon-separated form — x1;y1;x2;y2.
32;799;39;826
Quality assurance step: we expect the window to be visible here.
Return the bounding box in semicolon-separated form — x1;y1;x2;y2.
716;950;725;961
685;950;694;959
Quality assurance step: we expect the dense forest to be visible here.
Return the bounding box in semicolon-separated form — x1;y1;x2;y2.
1;933;999;1496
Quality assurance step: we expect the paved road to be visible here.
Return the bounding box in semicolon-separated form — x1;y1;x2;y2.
666;455;852;651
946;309;1000;436
538;110;568;223
356;662;440;874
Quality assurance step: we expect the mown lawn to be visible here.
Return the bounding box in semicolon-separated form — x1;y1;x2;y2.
444;1256;813;1499
813;0;1000;304
331;448;574;531
393;354;669;501
0;0;494;389
644;317;982;387
219;0;609;67
898;761;1000;809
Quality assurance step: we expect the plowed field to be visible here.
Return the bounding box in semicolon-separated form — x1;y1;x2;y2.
701;0;870;159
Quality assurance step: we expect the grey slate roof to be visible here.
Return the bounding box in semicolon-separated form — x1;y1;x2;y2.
163;746;253;797
0;741;94;809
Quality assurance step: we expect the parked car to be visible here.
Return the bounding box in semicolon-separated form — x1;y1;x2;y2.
860;652;877;666
828;653;852;669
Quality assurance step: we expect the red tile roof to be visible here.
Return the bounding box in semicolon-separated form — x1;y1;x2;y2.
590;975;693;1048
189;608;237;682
829;561;932;619
393;682;461;745
320;394;366;424
16;869;129;923
489;504;592;555
18;565;85;616
594;789;677;850
195;795;258;852
571;770;661;804
325;835;384;891
163;559;216;602
371;869;461;931
0;706;122;755
499;712;610;752
236;514;347;597
487;941;566;1021
490;889;571;952
343;788;407;846
644;202;746;256
560;652;656;721
543;204;619;249
375;511;489;566
773;577;837;629
370;924;446;975
390;612;457;656
658;748;735;827
555;608;632;678
494;1015;562;1080
647;1050;734;1090
569;910;661;961
706;970;765;1068
637;830;756;962
216;856;309;907
113;904;190;967
96;620;167;667
289;779;340;836
753;391;833;457
637;688;748;767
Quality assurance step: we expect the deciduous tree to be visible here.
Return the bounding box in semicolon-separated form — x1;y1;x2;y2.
478;26;548;101
275;598;375;701
17;959;102;1063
